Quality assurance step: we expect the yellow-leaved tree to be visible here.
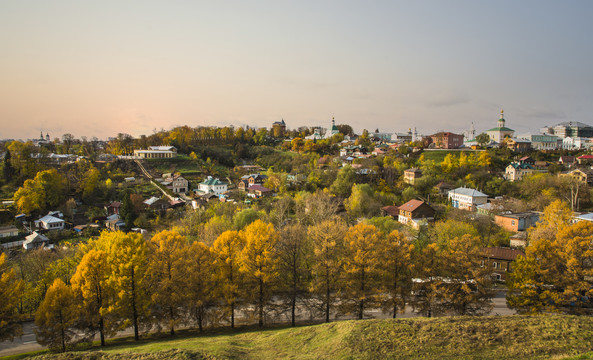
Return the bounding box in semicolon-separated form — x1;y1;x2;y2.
212;230;245;328
508;200;593;314
239;220;279;328
309;218;347;322
379;230;414;318
71;249;115;346
147;230;189;336
276;223;312;326
98;231;149;341
35;279;80;352
440;235;493;315
186;241;215;332
13;169;67;214
340;223;382;319
0;253;24;341
410;243;442;317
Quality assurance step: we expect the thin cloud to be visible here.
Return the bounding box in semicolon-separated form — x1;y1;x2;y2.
426;94;470;108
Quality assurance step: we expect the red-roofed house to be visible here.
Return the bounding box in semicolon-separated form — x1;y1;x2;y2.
105;201;121;215
381;205;400;218
429;132;464;149
247;184;272;198
577;154;593;165
398;200;435;228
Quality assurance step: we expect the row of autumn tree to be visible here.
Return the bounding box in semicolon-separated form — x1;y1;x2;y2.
1;219;494;352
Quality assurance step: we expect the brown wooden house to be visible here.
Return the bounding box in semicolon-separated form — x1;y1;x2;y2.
480;247;525;281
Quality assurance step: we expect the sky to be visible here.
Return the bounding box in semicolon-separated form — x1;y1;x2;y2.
1;0;593;140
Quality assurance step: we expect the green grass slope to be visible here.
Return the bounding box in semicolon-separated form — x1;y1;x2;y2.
23;316;593;360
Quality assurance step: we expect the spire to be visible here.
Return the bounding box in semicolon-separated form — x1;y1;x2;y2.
40;131;43;140
498;110;505;128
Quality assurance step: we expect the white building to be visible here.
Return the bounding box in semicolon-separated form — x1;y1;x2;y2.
448;187;488;211
0;226;19;238
37;214;65;230
134;145;177;159
165;174;188;194
562;137;593;150
23;232;50;250
198;176;228;195
487;110;515;143
517;133;560;150
505;163;533;182
325;117;340;139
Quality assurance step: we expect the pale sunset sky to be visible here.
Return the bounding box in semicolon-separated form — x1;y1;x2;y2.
1;1;592;140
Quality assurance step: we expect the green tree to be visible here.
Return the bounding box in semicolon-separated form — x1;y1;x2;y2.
234;208;262;230
119;191;136;229
0;253;24;341
329;165;357;197
7;140;38;180
81;167;101;202
2;149;15;183
476;133;490;147
344;184;381;219
35;279;80;352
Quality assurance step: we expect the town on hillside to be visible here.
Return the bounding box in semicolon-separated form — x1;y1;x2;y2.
1;112;593;350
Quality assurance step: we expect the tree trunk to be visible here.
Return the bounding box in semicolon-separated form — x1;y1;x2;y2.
99;316;105;346
291;260;297;327
325;267;330;323
393;271;398;319
131;268;139;341
59;310;66;353
259;278;264;328
359;268;365;320
170;305;175;336
231;302;235;329
197;307;204;332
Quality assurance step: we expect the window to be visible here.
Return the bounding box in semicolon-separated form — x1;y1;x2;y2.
511;220;515;226
493;262;498;269
480;260;484;267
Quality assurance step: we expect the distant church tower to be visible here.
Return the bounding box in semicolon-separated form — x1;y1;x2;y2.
464;122;476;141
487;109;514;143
498;110;506;128
326;117;340;138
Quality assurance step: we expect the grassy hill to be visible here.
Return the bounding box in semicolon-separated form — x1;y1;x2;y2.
17;315;593;360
